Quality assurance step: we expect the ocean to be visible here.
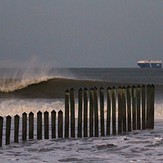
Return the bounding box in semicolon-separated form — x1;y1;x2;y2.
0;68;163;163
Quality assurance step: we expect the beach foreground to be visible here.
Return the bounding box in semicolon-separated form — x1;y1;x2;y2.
0;119;163;163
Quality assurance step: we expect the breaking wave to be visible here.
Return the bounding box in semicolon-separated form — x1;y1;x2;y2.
0;76;54;92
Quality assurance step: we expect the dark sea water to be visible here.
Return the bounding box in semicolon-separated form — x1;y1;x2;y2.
0;68;163;162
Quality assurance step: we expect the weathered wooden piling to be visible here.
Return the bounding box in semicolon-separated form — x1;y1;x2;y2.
94;87;99;137
6;116;11;145
118;87;122;134
142;85;146;130
112;87;116;135
132;86;137;130
147;85;155;129
0;117;3;147
37;111;42;140
78;88;83;137
127;86;132;132
58;110;63;138
14;115;19;143
146;85;150;129
151;84;155;129
65;90;70;138
51;110;56;138
84;88;88;137
106;87;111;136
89;88;94;137
100;87;104;136
122;87;126;132
22;112;27;141
29;112;34;139
137;86;141;130
44;111;49;139
70;88;75;138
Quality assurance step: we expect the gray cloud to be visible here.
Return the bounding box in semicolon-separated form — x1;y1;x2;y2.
0;0;163;67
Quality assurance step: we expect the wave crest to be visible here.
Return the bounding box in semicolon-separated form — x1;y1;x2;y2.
0;76;55;92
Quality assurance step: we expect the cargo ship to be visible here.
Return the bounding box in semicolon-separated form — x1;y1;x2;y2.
137;60;162;68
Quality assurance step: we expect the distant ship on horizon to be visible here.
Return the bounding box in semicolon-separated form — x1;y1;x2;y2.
137;60;162;68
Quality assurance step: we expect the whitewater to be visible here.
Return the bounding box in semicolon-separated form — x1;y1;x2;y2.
0;68;163;162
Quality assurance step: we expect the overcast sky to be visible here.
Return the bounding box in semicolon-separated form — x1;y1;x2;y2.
0;0;163;68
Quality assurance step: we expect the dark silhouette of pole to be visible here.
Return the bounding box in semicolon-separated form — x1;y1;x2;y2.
14;115;19;143
84;88;88;137
65;90;70;138
112;87;116;135
94;87;99;137
51;110;56;139
127;86;132;132
70;88;75;138
100;87;104;136
29;112;34;139
106;87;111;136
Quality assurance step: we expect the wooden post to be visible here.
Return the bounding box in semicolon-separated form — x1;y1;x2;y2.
147;85;155;129
6;116;11;145
127;86;132;132
51;110;56;139
106;87;111;136
146;85;151;129
122;87;126;132
94;87;99;137
78;88;82;138
112;87;116;135
151;84;155;129
137;86;141;130
142;85;146;130
44;111;49;139
0;117;3;147
29;112;34;139
37;111;42;140
100;87;104;136
58;110;63;138
146;85;150;129
14;115;19;143
84;88;88;137
89;88;94;137
70;88;75;138
65;90;69;138
118;87;122;134
22;112;27;141
132;86;137;130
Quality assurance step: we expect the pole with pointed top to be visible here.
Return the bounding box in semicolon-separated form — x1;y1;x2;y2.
78;88;83;138
100;87;104;136
127;86;132;132
22;112;27;141
29;112;34;139
65;90;70;138
58;110;63;138
14;114;19;143
51;110;56;139
6;116;11;145
84;88;88;137
106;87;111;136
44;111;49;139
70;88;75;138
112;87;116;135
0;116;3;147
37;111;42;140
94;87;99;137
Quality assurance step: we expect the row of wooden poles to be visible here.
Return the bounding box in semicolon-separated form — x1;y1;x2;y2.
0;85;155;147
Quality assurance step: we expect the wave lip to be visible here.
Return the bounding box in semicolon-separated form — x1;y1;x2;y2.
0;76;55;93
